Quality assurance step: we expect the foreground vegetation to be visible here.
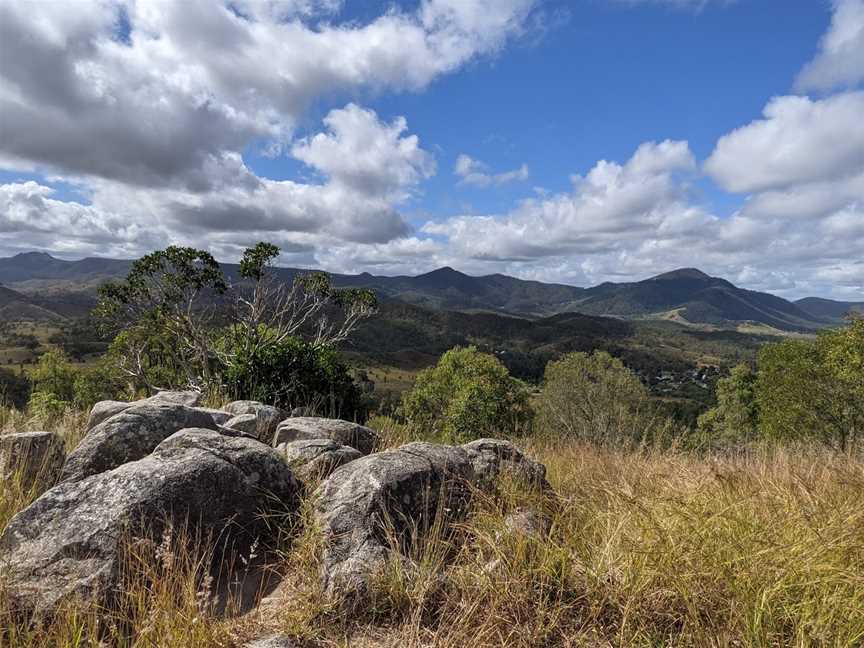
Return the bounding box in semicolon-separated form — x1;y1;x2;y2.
2;244;862;646
2;412;863;647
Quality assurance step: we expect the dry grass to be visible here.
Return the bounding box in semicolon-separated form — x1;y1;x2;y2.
2;412;864;647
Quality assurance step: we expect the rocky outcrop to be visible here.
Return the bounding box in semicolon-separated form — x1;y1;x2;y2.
85;390;203;430
0;429;300;614
0;431;65;494
273;417;378;455
314;442;474;596
60;403;218;483
223;401;286;441
461;438;548;491
276;439;362;483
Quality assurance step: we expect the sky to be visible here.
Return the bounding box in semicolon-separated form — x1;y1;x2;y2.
0;0;862;300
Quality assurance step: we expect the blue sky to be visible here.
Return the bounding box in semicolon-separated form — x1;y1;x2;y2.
0;0;862;299
245;0;828;219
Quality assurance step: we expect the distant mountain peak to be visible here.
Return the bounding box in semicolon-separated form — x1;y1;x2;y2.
419;266;470;280
14;251;55;259
649;268;711;281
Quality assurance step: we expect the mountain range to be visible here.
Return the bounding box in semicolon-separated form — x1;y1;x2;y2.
0;252;860;331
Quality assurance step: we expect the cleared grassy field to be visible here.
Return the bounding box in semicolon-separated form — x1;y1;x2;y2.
2;413;863;647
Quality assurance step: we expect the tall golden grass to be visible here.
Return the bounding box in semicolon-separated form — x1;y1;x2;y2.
1;411;863;647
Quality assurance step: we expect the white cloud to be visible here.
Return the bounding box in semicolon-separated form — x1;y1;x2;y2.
0;0;536;255
704;92;864;194
428;140;701;260
0;104;436;256
0;0;537;187
796;0;864;92
293;104;435;201
454;154;529;187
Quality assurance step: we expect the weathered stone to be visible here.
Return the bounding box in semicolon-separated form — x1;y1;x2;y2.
60;403;218;483
461;438;548;491
85;390;203;430
85;400;130;430
223;402;286;441
243;636;297;648
0;429;300;614
147;390;202;407
500;508;552;540
273;417;378;455
315;441;474;596
0;432;65;494
224;400;263;415
224;413;259;437
276;439;362;483
195;408;232;426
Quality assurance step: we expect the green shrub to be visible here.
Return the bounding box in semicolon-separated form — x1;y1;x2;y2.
399;346;532;442
218;326;368;420
30;348;76;403
72;361;128;410
696;363;759;447
26;390;69;422
757;318;864;450
535;350;676;446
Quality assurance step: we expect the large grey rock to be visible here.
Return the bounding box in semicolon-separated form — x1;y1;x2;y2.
85;400;130;430
315;441;474;596
273;417;378;455
85;390;203;430
224;413;259;437
60;403;218;483
195;408;232;426
461;438;548;491
0;432;65;494
277;439;362;483
223;402;286;441
0;429;300;614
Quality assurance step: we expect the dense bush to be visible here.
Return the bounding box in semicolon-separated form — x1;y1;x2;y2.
695;363;759;447
94;242;377;412
693;316;864;450
535;350;679;445
219;326;369;420
757;317;863;450
399;346;532;442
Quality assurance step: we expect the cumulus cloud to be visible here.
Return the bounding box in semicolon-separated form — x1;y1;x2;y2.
428;140;701;260
796;0;864;92
293;104;435;200
0;0;536;187
0;0;535;256
704;92;864;194
454;154;529;187
0;104;435;257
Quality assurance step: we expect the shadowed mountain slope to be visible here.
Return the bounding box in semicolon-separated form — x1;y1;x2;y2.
795;297;864;323
0;253;854;330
